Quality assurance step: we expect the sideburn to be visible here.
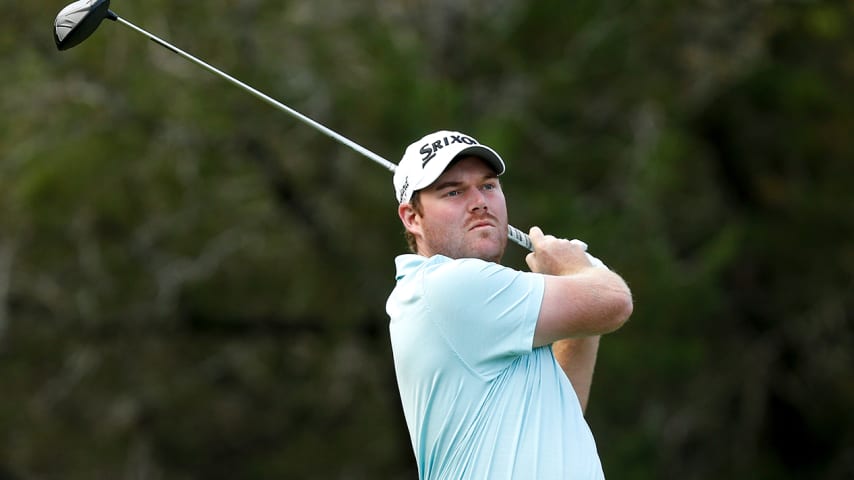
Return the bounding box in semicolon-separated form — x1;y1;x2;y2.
404;192;423;254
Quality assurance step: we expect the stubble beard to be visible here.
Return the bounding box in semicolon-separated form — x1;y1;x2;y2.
421;221;507;263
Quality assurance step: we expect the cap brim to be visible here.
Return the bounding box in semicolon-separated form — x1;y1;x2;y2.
453;145;505;176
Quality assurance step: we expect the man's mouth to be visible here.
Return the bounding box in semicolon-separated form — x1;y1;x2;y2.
469;221;494;231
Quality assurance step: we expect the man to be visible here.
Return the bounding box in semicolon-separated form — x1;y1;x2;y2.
386;130;633;479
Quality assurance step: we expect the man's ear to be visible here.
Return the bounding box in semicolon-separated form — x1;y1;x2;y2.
398;202;422;236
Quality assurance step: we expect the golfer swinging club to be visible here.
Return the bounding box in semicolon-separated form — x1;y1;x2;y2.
386;130;634;479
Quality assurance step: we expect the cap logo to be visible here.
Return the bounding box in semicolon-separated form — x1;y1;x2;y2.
398;176;410;203
418;134;478;167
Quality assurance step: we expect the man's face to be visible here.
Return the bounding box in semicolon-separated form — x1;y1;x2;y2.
399;156;509;263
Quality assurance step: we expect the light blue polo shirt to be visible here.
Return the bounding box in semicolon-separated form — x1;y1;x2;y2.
387;254;605;480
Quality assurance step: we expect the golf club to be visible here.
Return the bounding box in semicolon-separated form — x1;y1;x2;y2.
53;0;534;251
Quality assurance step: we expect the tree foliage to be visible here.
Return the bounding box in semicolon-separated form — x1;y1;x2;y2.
1;1;852;478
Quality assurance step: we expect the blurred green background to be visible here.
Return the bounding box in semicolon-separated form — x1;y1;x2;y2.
2;1;852;478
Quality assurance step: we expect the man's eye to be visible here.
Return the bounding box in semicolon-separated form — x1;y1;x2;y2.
446;190;461;197
482;183;496;191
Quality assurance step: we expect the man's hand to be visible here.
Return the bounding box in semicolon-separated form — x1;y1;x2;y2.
525;226;592;276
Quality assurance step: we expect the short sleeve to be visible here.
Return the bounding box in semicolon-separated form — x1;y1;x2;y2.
421;258;544;379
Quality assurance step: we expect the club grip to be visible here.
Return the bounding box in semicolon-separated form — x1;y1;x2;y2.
507;225;532;251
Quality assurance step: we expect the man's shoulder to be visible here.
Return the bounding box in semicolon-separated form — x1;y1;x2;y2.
397;255;524;294
396;254;503;280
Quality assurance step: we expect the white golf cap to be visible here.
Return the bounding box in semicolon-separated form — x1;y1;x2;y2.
394;130;505;204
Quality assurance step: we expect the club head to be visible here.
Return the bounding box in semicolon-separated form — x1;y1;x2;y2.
54;0;116;51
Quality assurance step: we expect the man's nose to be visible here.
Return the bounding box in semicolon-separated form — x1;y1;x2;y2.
469;189;488;212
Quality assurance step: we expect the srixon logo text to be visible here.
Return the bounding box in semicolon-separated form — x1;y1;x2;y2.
419;135;478;166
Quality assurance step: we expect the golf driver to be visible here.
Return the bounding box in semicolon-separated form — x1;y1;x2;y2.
53;0;534;251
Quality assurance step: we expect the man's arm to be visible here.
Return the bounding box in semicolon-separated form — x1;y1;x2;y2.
526;227;633;347
533;268;632;345
552;336;600;413
524;226;632;411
